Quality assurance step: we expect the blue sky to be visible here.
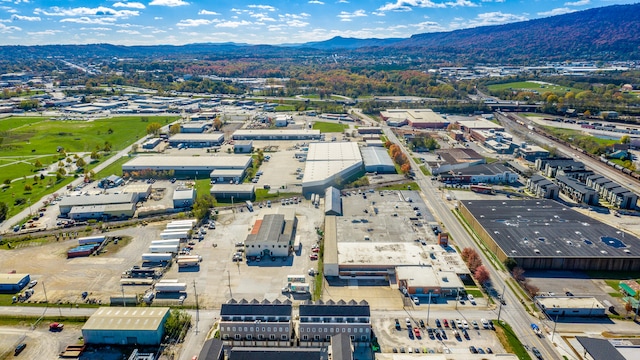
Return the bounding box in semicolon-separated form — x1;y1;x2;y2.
0;0;635;45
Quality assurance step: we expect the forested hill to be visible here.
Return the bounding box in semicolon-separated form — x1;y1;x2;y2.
388;4;640;62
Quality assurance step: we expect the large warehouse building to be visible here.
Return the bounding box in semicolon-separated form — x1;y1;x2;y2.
460;199;640;270
82;307;170;345
302;142;363;195
59;193;136;217
380;109;449;129
169;133;224;148
232;129;321;141
0;273;30;294
122;155;252;179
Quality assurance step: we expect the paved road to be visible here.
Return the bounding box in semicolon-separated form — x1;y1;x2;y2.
382;125;561;360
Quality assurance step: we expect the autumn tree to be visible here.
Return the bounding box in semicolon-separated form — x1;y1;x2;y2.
76;158;86;168
213;117;223;131
620;135;630;144
400;163;412;173
625;301;633;316
512;267;525;282
34;159;43;168
146;122;162;135
169;123;181;135
474;265;490;284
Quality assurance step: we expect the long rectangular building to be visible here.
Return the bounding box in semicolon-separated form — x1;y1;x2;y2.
82;307;170;345
122;155;252;178
59;193;136;216
302;142;363;195
232;129;321;140
169;133;224;147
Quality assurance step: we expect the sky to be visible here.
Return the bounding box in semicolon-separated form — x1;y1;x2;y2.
0;0;636;46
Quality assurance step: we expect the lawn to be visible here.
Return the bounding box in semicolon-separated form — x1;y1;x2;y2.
275;105;296;111
0;116;46;132
493;320;533;360
487;81;578;95
312;121;348;133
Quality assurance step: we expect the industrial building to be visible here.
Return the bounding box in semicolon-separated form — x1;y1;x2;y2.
535;296;606;317
459;199;640;270
456;118;505;133
437;163;518;184
180;121;210;133
219;299;293;347
168;133;224;148
301;142;363;195
68;203;137;221
324;187;342;216
0;273;30;294
426;148;485;175
576;336;640;360
245;213;297;258
59;193;136;217
516;144;550;162
173;188;196;208
98;175;124;189
142;138;162;150
82;307;170;345
122;155;252;178
210;184;255;201
210;169;246;183
234;140;253;153
379;109;449;129
232;129;321;141
396;266;465;299
299;300;371;346
360;147;396;174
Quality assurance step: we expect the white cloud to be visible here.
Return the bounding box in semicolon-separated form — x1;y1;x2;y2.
116;29;141;34
60;17;118;25
149;0;189;7
250;13;276;22
247;4;276;11
198;9;220;15
411;20;445;32
288;19;309;27
338;0;349;3
154;16;163;20
215;20;252;28
308;0;325;4
537;7;575;16
564;0;589;6
113;2;145;9
0;6;18;13
337;9;367;22
34;6;139;18
378;0;446;12
176;18;216;27
445;0;478;7
79;27;112;31
463;11;527;27
10;14;40;21
27;29;60;36
0;23;20;32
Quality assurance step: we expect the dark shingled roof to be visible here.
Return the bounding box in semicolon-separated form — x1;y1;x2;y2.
221;303;292;317
299;303;370;317
230;347;326;360
575;337;626;360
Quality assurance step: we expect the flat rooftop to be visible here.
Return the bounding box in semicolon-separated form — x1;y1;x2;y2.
123;155;252;169
170;133;223;141
457;118;504;130
396;266;464;289
536;296;605;309
0;273;28;284
59;193;135;207
462;199;640;259
210;184;255;193
82;307;169;331
233;129;321;137
306;142;361;162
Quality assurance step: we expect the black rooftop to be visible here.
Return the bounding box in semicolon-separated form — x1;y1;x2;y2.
575;337;626;360
221;303;292;317
299;302;370;317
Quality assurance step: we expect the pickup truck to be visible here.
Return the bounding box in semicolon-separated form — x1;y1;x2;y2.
49;322;64;331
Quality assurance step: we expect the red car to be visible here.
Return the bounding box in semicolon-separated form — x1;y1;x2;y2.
310;254;318;260
312;247;320;253
443;319;449;328
413;327;421;338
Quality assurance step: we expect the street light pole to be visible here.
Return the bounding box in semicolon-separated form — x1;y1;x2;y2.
551;314;559;342
426;292;432;325
497;284;506;322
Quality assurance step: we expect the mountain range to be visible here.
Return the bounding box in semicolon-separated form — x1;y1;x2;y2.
1;3;639;64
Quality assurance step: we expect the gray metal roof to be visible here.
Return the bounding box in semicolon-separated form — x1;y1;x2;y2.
324;187;342;216
556;175;595;194
462;199;640;259
360;147;394;168
230;347;325;360
82;307;170;331
330;333;353;360
59;193;135;207
245;214;292;246
173;188;195;201
451;163;513;176
123;155;252;170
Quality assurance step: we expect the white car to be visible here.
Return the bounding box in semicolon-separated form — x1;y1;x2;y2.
412;296;420;305
28;280;38;288
467;294;474;301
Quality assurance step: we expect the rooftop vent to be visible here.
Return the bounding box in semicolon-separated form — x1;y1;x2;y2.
534;249;541;254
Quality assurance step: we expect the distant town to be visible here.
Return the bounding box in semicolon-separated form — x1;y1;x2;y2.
0;52;640;360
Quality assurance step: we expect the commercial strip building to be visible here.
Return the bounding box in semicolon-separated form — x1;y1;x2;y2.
232;129;321;141
245;212;297;258
180;121;210;133
82;307;170;345
459;199;640;270
534;296;606;317
168;133;224;148
122;155;252;179
302;142;363;196
575;336;640;360
68;203;137;221
426;148;485;175
395;266;464;298
173;188;196;209
210;169;246;183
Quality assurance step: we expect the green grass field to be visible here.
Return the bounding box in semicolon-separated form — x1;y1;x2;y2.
312;121;348;133
487;81;578;95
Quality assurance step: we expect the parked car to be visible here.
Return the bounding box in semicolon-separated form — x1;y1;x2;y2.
309;254;318;260
532;347;543;359
14;343;26;355
395;319;401;330
413;327;421;339
435;319;441;328
469;346;477;354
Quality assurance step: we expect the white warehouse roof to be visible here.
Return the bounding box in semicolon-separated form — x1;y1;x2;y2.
82;307;170;331
169;133;224;142
123;155;252;171
361;147;395;169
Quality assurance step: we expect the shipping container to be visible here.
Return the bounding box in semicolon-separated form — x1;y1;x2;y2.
78;235;106;245
160;231;189;240
148;245;179;253
151;239;181;246
287;275;306;283
141;253;174;262
165;224;193;232
154;282;187;292
177;258;200;267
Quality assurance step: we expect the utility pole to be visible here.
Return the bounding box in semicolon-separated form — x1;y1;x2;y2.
426;292;432;325
121;285;126;307
455;288;459;310
497;284;506;322
193;280;200;335
551;314;559;342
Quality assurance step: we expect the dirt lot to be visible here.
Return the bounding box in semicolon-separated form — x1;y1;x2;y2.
0;324;82;360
